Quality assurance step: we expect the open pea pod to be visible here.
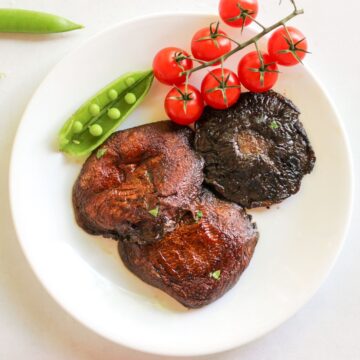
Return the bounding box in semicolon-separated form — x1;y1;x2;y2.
58;69;154;156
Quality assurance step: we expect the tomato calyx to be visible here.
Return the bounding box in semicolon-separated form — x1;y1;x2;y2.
205;68;241;107
227;2;256;32
195;22;227;49
277;26;310;64
174;51;188;63
167;85;194;113
248;43;280;86
174;51;189;72
165;84;204;124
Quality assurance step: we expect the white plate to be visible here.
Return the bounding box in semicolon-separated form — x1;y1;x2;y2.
10;13;353;356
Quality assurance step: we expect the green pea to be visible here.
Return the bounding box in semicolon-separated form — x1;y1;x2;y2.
89;124;103;137
107;108;121;120
125;92;137;105
89;103;100;116
108;89;118;100
0;9;83;34
125;77;135;87
72;121;83;133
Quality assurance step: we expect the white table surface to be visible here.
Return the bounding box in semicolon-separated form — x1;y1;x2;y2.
1;0;359;359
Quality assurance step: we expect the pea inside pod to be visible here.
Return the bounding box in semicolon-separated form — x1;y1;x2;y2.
58;70;154;156
0;9;83;34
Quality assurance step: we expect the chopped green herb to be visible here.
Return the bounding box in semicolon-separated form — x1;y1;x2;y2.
270;120;279;130
145;169;154;183
210;270;221;280
195;210;203;222
149;206;159;217
96;148;107;159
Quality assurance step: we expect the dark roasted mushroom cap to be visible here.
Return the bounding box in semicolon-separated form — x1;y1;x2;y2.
195;91;316;208
73;121;204;244
119;190;258;308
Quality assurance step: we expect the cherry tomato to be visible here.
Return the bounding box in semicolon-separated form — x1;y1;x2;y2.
268;26;308;66
165;84;204;125
219;0;259;29
201;68;241;109
153;47;193;85
191;22;231;64
238;51;278;92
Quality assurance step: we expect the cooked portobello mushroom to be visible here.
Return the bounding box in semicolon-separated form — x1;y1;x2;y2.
73;121;204;244
195;91;316;208
119;189;259;308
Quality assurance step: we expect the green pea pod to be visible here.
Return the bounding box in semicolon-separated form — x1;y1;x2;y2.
58;70;154;156
0;9;83;33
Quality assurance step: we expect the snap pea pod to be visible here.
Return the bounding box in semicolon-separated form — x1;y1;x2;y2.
58;70;154;156
0;9;83;33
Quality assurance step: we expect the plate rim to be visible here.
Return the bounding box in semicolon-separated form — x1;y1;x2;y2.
8;11;354;356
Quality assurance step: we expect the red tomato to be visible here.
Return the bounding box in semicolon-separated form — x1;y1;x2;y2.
165;84;204;125
238;51;278;92
191;23;231;64
201;68;241;109
268;26;308;66
153;47;193;85
219;0;259;28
